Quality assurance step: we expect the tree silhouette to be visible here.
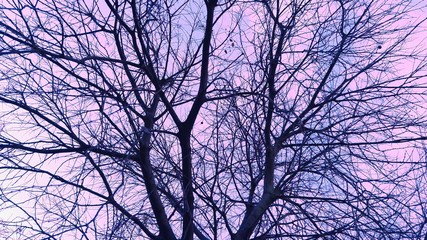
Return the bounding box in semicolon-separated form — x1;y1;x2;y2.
0;0;427;239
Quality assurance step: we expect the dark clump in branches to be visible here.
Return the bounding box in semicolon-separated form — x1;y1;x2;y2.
0;0;427;239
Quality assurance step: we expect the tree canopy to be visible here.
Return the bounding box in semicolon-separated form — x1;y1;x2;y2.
1;0;427;239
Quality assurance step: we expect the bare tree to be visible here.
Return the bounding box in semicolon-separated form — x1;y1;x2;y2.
0;0;427;239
